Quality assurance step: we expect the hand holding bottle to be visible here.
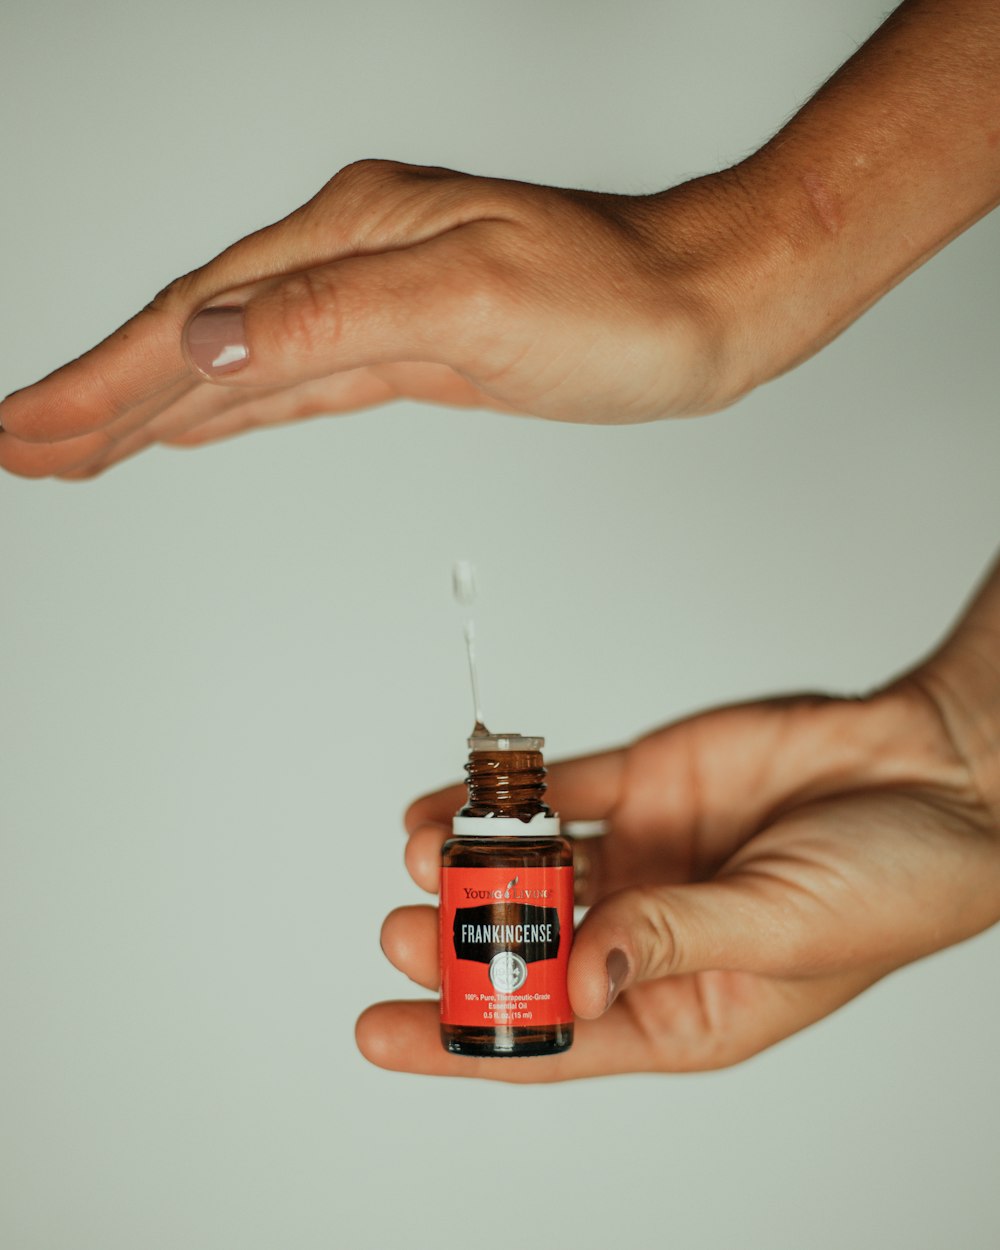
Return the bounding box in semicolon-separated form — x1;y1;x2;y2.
358;555;1000;1080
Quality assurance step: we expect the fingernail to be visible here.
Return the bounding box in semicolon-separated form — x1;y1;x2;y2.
605;948;629;1011
183;306;249;377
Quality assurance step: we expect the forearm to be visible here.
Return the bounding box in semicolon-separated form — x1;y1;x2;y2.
707;0;1000;391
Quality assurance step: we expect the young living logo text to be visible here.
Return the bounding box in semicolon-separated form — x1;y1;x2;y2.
462;875;553;902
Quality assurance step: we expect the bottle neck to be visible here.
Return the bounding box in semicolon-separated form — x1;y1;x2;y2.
459;750;552;820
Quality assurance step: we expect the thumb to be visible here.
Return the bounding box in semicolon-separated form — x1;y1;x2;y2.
568;875;819;1019
180;228;500;385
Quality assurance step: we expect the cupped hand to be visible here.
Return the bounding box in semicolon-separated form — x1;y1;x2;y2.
0;160;758;480
357;679;1000;1081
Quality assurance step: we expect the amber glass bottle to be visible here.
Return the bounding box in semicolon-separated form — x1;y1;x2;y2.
439;731;574;1057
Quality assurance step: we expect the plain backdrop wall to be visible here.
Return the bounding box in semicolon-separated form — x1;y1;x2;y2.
2;2;999;1248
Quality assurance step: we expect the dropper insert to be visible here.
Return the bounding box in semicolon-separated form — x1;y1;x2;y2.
467;731;544;753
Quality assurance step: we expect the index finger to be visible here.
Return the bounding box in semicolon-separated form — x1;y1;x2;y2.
0;207;318;444
0;305;194;444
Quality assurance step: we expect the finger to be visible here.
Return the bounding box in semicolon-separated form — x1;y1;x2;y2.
64;353;516;478
357;961;884;1081
0;211;318;446
18;375;282;479
51;384;246;478
0;160;507;447
0;427;113;479
161;371;397;449
404;824;450;894
404;745;627;834
402;820;600;900
163;361;514;451
355;998;660;1083
0;316;197;445
57;380;302;478
542;699;893;904
53;363;368;478
18;369;343;478
180;220;522;389
568;867;833;1019
569;832;606;906
0;170;381;445
380;906;439;990
405;784;466;834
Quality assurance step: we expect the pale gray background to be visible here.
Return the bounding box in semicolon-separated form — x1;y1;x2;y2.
2;1;999;1247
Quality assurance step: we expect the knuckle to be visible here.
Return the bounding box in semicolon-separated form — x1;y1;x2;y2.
266;268;341;359
331;157;470;187
144;270;199;316
320;158;503;229
458;263;510;328
316;159;456;241
632;889;683;978
328;157;411;194
439;244;517;347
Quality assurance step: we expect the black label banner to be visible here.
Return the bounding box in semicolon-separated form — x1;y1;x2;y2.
452;903;561;965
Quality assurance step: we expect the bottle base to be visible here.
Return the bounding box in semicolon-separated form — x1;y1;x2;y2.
441;1023;573;1057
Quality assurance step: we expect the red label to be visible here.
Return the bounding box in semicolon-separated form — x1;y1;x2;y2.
440;865;574;1028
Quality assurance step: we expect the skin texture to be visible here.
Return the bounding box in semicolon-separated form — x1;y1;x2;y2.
358;556;1000;1080
1;1;999;477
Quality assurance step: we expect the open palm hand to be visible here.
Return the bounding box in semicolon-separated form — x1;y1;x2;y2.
0;161;748;481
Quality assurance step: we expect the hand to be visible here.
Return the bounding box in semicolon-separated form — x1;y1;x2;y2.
4;2;999;480
0;160;757;480
357;672;1000;1082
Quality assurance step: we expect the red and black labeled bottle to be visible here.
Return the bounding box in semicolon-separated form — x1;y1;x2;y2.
439;729;574;1057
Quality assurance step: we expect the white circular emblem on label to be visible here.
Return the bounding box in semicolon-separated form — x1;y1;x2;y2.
489;951;528;993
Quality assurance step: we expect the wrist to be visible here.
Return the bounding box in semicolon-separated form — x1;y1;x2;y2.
625;167;807;412
693;0;1000;407
635;159;864;411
